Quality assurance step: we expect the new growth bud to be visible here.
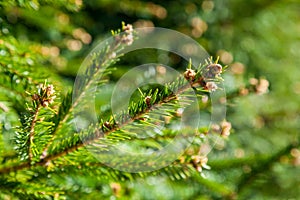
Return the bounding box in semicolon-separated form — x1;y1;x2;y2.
120;23;134;45
145;96;152;108
203;63;222;78
184;69;196;81
206;82;218;92
33;83;56;107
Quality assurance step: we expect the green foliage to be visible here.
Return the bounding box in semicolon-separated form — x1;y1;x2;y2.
0;0;299;199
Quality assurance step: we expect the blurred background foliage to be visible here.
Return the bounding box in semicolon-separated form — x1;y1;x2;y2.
0;0;299;199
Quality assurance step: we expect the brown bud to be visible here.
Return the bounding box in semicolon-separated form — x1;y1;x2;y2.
145;96;152;108
32;94;40;101
203;63;222;78
184;69;196;81
46;84;55;96
206;82;218;91
42;101;49;107
208;63;222;74
103;121;111;129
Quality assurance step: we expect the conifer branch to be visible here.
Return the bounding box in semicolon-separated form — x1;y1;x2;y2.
0;85;27;100
40;23;135;160
0;60;222;174
236;140;300;193
1;64;40;86
192;173;236;199
28;105;41;161
17;82;57;162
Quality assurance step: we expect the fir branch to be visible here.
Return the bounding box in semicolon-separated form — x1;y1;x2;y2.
0;84;27;100
28;105;41;161
236;139;300;193
40;23;135;160
0;63;40;86
208;155;269;170
192;173;236;199
39;92;73;159
0;60;223;175
28;156;206;184
13;82;57;162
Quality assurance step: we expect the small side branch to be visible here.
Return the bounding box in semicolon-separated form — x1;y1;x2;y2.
27;82;56;162
40;23;134;160
28;106;40;161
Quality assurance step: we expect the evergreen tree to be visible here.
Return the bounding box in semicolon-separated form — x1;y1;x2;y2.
0;0;299;199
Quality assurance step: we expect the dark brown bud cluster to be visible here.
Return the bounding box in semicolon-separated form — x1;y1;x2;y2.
205;82;218;92
102;120;118;132
183;62;223;92
184;69;196;81
203;63;222;79
115;23;134;46
103;121;112;129
145;96;152;108
32;83;56;107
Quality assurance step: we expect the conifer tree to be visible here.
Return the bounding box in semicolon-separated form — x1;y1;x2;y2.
1;0;299;199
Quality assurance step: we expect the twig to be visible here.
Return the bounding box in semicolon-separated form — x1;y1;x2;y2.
236;140;300;193
28;105;41;161
0;71;207;174
40;42;122;160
